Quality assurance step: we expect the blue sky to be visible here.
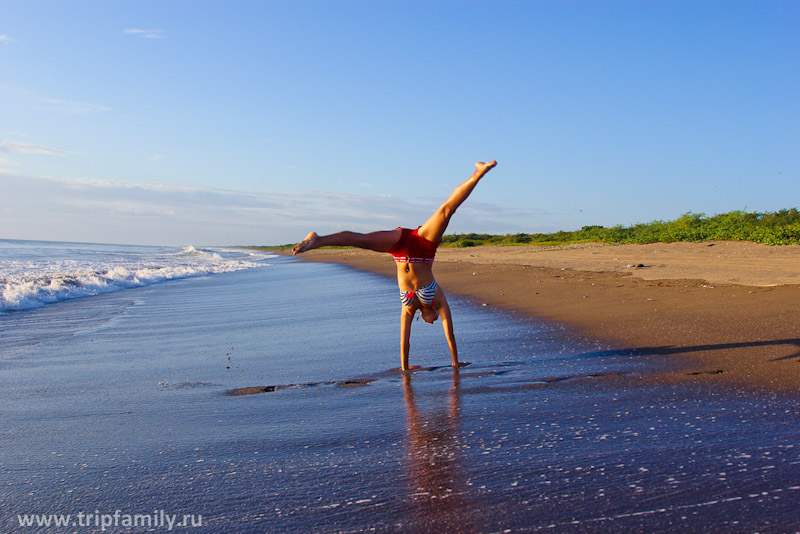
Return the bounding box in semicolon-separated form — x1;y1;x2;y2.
1;1;798;246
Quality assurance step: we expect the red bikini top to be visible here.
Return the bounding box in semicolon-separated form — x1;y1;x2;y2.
388;227;440;264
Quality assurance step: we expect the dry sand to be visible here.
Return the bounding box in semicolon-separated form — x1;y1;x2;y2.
294;241;800;393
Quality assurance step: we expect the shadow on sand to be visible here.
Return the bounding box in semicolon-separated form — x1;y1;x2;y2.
575;338;800;366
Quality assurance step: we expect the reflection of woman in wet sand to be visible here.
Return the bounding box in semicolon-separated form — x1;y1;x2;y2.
402;373;477;531
293;161;497;371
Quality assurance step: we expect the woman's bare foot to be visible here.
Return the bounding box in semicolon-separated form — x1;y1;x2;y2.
475;160;497;176
292;232;319;255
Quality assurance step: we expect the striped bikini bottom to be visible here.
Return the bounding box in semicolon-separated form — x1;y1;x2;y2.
400;279;437;307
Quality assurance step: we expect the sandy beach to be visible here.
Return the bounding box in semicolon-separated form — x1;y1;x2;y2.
294;241;800;393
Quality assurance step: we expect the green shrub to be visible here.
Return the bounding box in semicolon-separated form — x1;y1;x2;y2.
438;208;800;248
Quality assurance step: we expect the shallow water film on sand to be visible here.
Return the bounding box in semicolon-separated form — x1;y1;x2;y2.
1;248;798;533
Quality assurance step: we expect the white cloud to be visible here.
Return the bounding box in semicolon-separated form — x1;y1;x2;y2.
124;28;165;39
0;34;14;44
2;85;112;115
0;139;66;156
0;156;15;173
0;174;543;246
38;96;111;115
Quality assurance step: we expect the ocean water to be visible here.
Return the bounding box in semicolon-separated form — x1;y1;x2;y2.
0;239;273;312
1;241;798;533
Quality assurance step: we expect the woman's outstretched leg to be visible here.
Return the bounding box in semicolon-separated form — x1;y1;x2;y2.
292;229;402;255
417;161;497;243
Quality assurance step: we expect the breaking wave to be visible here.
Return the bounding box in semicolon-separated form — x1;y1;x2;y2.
0;243;275;312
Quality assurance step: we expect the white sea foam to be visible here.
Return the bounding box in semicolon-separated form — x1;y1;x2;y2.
0;241;275;312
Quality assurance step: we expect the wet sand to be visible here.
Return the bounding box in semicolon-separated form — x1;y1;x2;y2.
5;254;800;532
293;241;800;393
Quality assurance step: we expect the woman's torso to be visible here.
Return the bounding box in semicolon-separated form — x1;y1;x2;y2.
395;262;435;293
388;227;439;294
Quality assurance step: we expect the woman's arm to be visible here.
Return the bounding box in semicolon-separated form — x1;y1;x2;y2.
436;292;461;367
400;306;415;371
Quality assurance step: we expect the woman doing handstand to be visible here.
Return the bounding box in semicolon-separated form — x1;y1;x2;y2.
292;160;497;371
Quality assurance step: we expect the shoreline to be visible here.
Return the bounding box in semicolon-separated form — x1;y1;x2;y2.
286;241;800;393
